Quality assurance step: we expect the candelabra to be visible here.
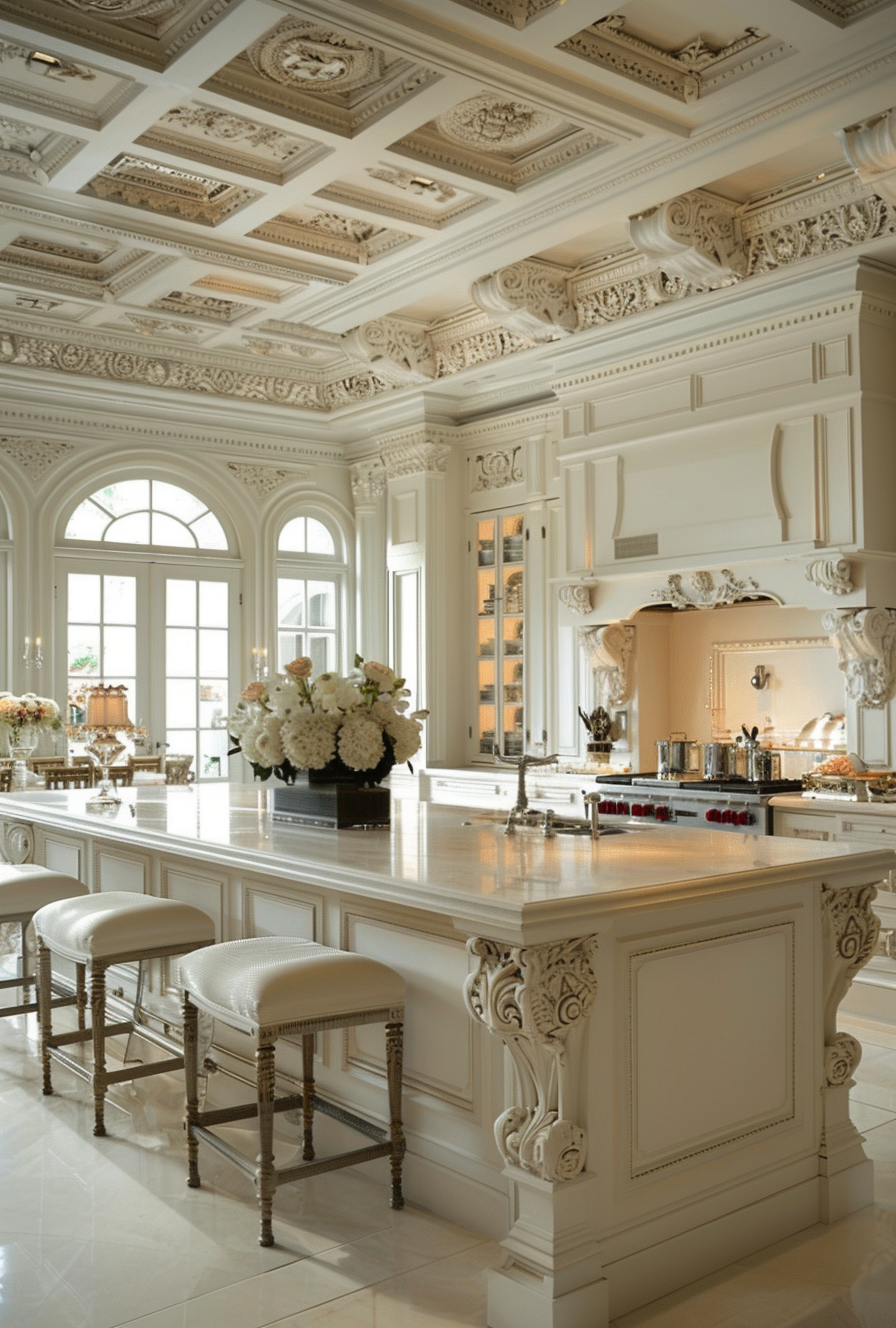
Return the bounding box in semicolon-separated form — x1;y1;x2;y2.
22;635;43;669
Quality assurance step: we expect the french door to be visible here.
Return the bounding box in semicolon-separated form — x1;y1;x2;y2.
58;558;240;781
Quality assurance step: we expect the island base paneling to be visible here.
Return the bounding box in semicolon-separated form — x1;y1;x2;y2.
2;787;893;1328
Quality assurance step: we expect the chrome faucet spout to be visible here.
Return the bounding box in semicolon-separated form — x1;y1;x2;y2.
493;747;559;834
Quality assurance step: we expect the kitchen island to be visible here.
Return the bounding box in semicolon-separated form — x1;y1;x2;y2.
1;784;893;1328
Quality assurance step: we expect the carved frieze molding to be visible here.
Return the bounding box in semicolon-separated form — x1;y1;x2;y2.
433;327;533;377
473;446;522;491
742;192;896;276
463;935;598;1182
629;190;745;288
226;462;309;501
580;623;634;705
840;106;896;205
806;557;855;596
559;584;594;616
350;458;387;506
0;435;76;482
821;882;880;1084
824;607;896;708
652;569;762;610
344;318;435;384
471;260;576;342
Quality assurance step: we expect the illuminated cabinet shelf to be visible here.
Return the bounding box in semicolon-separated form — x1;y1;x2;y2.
473;511;526;760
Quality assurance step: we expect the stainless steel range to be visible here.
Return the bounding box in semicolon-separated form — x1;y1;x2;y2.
590;775;803;834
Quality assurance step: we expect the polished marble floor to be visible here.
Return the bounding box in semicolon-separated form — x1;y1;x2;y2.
1;999;896;1327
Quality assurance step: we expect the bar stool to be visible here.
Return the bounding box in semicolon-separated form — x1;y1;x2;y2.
0;864;89;1024
179;936;406;1247
34;891;215;1136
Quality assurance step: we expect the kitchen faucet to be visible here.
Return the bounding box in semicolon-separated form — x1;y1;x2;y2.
493;747;559;835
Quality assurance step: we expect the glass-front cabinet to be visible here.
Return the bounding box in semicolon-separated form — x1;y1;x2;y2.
475;512;525;758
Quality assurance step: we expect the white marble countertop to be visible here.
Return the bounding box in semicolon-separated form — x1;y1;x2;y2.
2;786;893;943
770;794;896;817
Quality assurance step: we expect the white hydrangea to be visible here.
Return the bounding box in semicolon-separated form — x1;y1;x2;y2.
239;720;266;764
338;714;385;771
254;715;285;768
268;679;303;720
281;712;337;769
386;714;423;764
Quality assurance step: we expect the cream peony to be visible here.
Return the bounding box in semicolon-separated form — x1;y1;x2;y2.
254;715;285;769
363;661;395;692
281;712;337;769
338;714;385;771
285;656;313;678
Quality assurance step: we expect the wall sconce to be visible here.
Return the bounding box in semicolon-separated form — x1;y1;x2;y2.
750;664;769;690
22;636;43;669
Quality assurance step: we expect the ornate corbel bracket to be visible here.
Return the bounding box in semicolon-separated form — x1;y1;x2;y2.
821;882;880;1085
471;260;576;344
463;935;598;1183
806;557;854;596
839;106;896;206
344;317;435;384
350;458;387;506
823;607;896;708
559;584;594;616
629;190;745;288
580;623;634;706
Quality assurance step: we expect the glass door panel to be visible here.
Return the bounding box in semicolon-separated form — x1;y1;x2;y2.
164;576;230;780
473;513;525;759
67;571;138;725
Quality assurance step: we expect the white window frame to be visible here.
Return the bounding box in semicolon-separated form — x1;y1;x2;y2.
276;511;349;675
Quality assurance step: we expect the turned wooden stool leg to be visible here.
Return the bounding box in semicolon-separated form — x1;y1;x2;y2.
301;1033;315;1161
75;962;87;1031
386;1020;406;1210
37;938;53;1096
257;1039;276;1247
183;992;201;1189
91;964;107;1137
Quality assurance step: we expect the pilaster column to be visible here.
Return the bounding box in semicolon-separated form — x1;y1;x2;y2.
350;459;388;664
463;934;607;1328
381;429;458;767
824;607;896;766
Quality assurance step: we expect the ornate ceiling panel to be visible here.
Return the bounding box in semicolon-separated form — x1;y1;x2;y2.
148;289;258;322
80;154;260;226
203;18;439;138
0;114;83;184
248;208;415;264
0;38;137;129
315;165;488;229
446;0;560;28
788;0;896;23
135;103;332;185
389;92;610;190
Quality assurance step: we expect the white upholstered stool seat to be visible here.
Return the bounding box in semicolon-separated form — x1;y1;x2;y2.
0;864;88;1024
179;936;406;1247
34;891;215;1136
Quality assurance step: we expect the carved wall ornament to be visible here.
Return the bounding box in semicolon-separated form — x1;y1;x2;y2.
824;607;896;708
473;446;523;490
350;459;387;505
226;462;307;500
580;623;634;705
381;438;453;478
559;17;791;103
558;584;594;616
1;821;34;864
472;260;576;341
652;569;762;610
840;106;896;205
629;191;745;287
463;935;598;1182
0;435;76;481
821;882;880;1084
246;22;383;93
806;558;855;596
436;94;556;149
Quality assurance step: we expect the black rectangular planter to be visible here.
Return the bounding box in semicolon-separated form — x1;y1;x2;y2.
271;776;390;829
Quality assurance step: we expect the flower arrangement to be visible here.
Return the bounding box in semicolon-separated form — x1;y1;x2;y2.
228;656;427;786
0;692;62;735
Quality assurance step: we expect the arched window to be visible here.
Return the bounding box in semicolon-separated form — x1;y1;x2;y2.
59;477;238;781
66;480;227;550
276;512;346;675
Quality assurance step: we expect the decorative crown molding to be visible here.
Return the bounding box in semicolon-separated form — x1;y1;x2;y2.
806;557;855;596
823;607;896;708
580;623;634;705
652;569;762;610
0;435;76;481
381;436;453;478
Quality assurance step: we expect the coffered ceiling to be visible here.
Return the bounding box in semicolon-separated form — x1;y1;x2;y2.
0;0;893;416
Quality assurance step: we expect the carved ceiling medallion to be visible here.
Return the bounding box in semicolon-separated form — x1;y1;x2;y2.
58;0;178;15
436;94;555;150
246;22;383;94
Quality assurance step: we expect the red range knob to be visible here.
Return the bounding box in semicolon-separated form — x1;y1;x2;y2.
644;805;655;817
705;808;720;822
619;802;629;815
655;807;669;822
720;809;732;824
632;804;642;816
